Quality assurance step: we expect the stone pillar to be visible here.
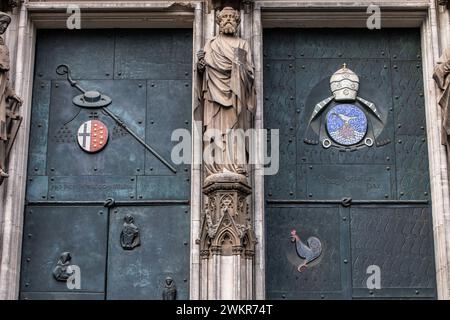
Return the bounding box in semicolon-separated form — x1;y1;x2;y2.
199;172;256;299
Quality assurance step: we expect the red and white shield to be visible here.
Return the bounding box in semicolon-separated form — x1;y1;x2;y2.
77;120;109;153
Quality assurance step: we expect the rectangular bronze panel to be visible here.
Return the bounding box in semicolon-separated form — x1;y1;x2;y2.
35;30;115;80
47;176;136;201
106;206;190;299
136;176;189;200
46;80;146;177
266;205;350;299
20;206;107;294
307;165;391;200
351;206;436;298
114;29;192;80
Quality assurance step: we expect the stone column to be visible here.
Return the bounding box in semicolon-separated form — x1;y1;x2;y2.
198;0;257;300
199;172;256;300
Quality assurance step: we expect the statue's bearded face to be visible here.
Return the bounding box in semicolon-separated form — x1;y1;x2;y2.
218;8;240;35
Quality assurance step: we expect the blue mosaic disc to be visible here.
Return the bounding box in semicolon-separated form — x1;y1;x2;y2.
326;104;368;146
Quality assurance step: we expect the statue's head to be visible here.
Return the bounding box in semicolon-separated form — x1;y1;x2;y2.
59;252;72;264
165;276;174;286
124;214;134;224
0;12;11;35
217;7;240;35
330;63;359;101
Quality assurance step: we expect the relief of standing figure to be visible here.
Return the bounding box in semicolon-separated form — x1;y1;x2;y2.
0;11;22;183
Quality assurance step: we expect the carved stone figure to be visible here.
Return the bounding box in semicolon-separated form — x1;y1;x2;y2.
0;11;22;181
162;276;177;300
433;46;450;176
120;214;140;250
197;6;255;176
53;252;74;282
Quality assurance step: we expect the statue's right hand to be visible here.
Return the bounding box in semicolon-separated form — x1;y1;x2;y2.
197;50;205;60
198;59;206;70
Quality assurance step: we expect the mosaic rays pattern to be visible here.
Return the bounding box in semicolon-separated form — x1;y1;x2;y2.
326;104;367;146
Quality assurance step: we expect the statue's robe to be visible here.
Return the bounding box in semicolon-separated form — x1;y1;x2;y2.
0;36;13;171
201;34;255;175
433;46;450;164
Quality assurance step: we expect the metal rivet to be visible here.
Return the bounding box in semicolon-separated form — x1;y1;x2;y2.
308;193;313;198
138;83;142;87
29;178;33;182
268;192;272;197
384;194;389;198
386;166;390;171
50;195;54;199
344;259;348;264
185;210;189;214
320;295;325;299
289;191;293;196
282;294;286;299
186;178;190;182
139;195;143;199
398;140;402;144
184;241;188;246
393;54;397;59
136;168;140;172
296;109;301;113
150;167;153;171
25;283;30;287
400;192;404;196
369;290;374;295
309;165;313;169
342;216;347;221
415;290;420;295
28;234;32;238
118;72;122;76
130;178;135;181
105;73;110;76
386;157;390;161
99;211;103;215
184;278;188;282
93;168;98;171
26;258;31;262
130;195;134;199
424;192;428;196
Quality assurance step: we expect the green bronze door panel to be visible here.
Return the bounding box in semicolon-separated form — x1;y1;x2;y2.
264;28;436;299
106;205;190;300
21;29;192;299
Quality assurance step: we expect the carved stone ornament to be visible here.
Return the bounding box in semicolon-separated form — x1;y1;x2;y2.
438;0;450;10
304;63;390;151
208;0;254;13
0;11;23;185
120;214;140;250
53;252;75;282
0;1;19;12
162;276;177;300
433;45;450;178
199;171;256;258
196;6;255;177
290;230;322;273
